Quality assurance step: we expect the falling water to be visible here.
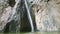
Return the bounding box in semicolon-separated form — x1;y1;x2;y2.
24;0;34;32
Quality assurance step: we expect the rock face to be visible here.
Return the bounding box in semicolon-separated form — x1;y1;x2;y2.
0;0;60;32
0;0;8;32
20;0;31;32
29;0;60;31
0;0;21;32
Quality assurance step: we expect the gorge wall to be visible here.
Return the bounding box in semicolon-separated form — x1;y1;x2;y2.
0;0;60;33
30;0;60;31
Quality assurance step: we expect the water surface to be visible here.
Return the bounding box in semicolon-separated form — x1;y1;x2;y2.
20;32;60;34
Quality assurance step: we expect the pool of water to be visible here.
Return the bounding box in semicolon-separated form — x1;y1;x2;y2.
20;32;60;34
0;32;60;34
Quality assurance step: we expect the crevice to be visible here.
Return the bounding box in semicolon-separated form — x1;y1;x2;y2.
8;0;16;7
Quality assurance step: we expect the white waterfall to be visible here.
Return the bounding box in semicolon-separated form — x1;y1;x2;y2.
24;0;34;32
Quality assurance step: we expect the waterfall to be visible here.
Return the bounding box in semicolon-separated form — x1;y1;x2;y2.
24;0;34;32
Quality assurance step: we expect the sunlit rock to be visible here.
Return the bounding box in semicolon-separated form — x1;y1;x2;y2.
30;0;60;31
0;0;60;32
0;0;20;32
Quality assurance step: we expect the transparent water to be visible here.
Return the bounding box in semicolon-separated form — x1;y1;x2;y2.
0;32;58;34
0;32;59;34
20;32;60;34
0;31;60;34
